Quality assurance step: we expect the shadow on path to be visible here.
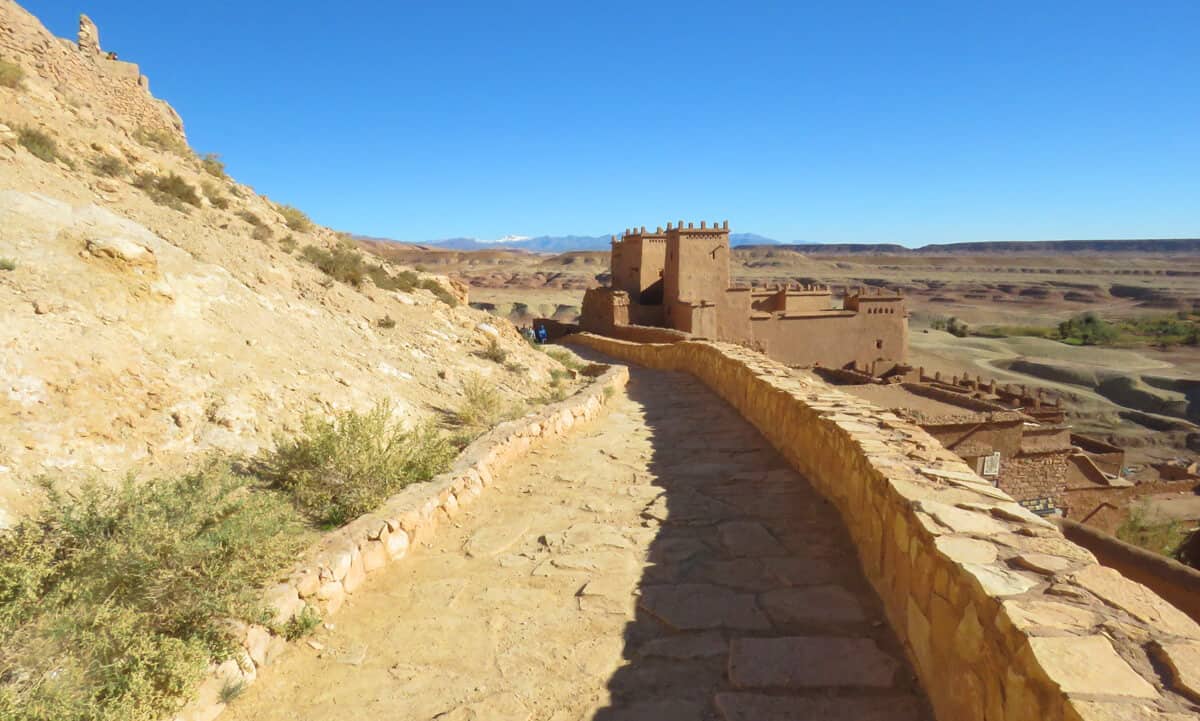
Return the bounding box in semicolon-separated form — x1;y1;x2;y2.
570;346;933;721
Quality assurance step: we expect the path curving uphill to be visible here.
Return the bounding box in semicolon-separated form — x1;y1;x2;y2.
223;365;931;721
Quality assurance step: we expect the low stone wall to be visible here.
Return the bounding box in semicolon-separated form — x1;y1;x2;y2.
608;323;690;344
1058;519;1200;623
172;364;629;721
567;334;1200;721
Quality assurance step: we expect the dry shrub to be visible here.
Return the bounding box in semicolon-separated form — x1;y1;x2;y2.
278;204;312;232
255;402;455;527
301;244;365;287
200;152;226;178
453;374;509;431
0;58;23;88
133;172;201;210
92;154;127;177
0;466;305;721
17;126;57;163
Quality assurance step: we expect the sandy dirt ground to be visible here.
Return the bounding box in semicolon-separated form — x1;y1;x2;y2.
223;361;930;721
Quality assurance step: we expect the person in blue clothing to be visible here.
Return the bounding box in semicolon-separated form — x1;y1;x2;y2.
535;325;548;344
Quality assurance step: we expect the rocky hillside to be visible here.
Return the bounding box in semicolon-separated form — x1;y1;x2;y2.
0;3;565;525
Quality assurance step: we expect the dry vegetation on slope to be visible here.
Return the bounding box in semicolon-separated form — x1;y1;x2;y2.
0;2;571;522
0;4;600;717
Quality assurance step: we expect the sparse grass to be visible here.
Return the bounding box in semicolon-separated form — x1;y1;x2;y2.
252;224;273;242
201;180;230;209
92;153;127;177
278;204;312;233
366;267;458;306
0;465;305;721
0;58;23;89
377;315;397;329
301;245;366;287
479;337;508;363
133;126;190;156
237;210;265;226
279;235;298;253
200;152;226;178
219;679;247;704
133;171;201;210
282;605;322;640
1117;503;1189;558
544;346;584;371
17;126;58;163
254;402;455;527
0;258;15;271
452;374;509;431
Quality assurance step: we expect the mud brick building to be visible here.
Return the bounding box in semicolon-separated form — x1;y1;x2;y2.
581;221;908;369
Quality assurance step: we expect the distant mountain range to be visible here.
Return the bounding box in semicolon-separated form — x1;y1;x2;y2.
354;232;1200;255
353;232;795;252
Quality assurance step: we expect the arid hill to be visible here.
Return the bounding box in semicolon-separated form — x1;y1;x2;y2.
0;4;566;525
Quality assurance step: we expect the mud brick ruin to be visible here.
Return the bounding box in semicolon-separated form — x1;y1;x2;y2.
580;221;908;369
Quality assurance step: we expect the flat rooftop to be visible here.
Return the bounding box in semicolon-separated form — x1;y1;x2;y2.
841;384;982;421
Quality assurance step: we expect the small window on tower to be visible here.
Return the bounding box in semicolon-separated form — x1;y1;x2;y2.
876;339;883;349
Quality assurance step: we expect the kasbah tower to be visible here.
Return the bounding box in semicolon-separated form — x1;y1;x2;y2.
581;220;908;370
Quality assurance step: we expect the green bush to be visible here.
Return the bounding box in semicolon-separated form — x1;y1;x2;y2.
300;244;365;287
0;257;14;271
255;403;455;527
92;153;126;177
17;126;58;163
133;172;201;210
200;153;226;178
278;205;312;232
1058;312;1118;346
0;466;305;721
0;58;23;88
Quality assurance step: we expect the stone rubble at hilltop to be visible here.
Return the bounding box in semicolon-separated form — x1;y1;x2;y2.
0;1;564;523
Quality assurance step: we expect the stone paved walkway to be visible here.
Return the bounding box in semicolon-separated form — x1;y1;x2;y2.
223;366;932;721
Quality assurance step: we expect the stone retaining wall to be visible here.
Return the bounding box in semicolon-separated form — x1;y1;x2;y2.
566;333;1200;721
172;364;629;721
1058;519;1200;624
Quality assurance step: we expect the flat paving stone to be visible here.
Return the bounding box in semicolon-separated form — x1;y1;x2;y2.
715;693;924;721
719;521;788;557
759;585;868;627
639;584;772;631
728;637;900;689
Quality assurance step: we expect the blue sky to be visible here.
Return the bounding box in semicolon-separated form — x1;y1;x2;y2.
26;1;1200;245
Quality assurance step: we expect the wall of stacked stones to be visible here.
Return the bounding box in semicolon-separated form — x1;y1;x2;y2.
171;365;629;721
1002;451;1071;507
567;333;1200;721
0;7;184;136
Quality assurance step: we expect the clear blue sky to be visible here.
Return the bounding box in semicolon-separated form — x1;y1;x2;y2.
26;1;1200;244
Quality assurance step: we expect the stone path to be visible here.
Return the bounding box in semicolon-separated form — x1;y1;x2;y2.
223;366;932;721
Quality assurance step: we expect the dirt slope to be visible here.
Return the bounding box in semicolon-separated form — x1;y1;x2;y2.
0;2;563;524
